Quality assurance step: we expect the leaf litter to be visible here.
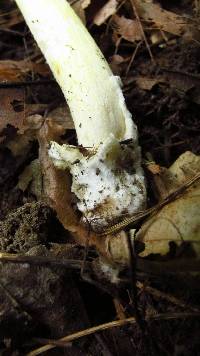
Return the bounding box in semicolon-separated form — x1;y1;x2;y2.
0;0;200;355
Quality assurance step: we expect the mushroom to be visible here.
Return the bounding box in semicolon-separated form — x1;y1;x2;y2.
15;0;146;231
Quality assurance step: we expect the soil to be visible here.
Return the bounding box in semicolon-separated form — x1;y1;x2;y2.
0;1;200;355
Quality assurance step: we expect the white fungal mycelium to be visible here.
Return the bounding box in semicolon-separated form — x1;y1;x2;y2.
16;0;146;230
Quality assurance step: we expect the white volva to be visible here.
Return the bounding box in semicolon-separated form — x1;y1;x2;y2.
16;0;146;229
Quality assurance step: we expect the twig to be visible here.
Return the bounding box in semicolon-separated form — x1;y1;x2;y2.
126;233;150;354
1;252;199;278
126;234;144;325
94;334;113;356
27;312;200;355
0;28;24;36
101;171;200;235
113;298;126;319
32;338;72;348
125;41;142;76
136;281;200;313
0;79;56;88
137;258;200;275
0;252;90;270
162;67;200;82
129;0;155;64
153;141;187;150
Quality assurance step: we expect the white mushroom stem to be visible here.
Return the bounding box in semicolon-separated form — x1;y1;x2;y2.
16;0;146;229
15;0;135;146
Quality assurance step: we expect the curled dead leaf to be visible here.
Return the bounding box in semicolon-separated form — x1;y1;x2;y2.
135;0;189;37
112;14;142;42
136;152;200;257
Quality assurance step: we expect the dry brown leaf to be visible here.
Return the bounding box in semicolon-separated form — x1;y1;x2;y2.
136;152;200;257
49;104;74;130
81;0;91;9
71;0;91;24
112;14;142;42
6;103;73;156
6;131;34;156
0;60;50;81
17;159;43;199
0;87;25;134
150;31;167;45
0;68;22;82
93;0;118;26
38;118;90;235
135;0;188;37
109;54;127;75
136;71;200;99
162;70;200;96
110;54;125;64
6;115;44;156
136;76;162;90
146;162;161;175
25;104;48;117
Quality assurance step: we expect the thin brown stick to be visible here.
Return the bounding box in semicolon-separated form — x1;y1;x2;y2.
129;0;155;63
27;312;200;355
0;79;56;88
1;252;199;276
32;338;72;348
0;28;24;36
137;258;200;275
125;41;142;76
136;281;200;313
0;252;89;270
